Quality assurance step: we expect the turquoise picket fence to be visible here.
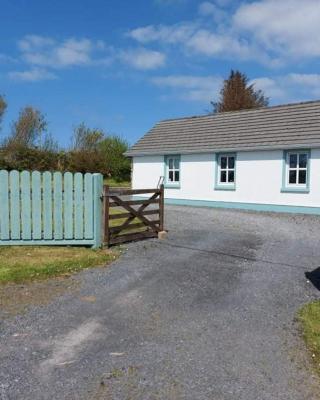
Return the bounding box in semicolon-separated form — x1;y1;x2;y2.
0;170;103;248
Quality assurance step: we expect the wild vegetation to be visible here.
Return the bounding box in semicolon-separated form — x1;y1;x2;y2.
0;95;131;182
298;301;320;377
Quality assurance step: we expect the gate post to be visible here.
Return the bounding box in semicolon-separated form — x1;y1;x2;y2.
159;184;164;232
103;185;110;247
92;173;103;248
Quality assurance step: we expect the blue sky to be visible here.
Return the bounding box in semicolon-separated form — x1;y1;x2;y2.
1;0;320;146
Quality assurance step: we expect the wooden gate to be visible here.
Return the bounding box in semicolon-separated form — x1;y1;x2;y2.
103;185;164;246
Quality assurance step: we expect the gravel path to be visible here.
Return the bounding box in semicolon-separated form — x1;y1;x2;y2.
1;205;320;400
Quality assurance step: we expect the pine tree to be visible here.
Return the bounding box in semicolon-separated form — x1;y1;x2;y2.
212;70;269;113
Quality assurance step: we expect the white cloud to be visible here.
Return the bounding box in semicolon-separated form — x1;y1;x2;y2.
151;75;222;101
120;48;166;70
18;35;105;68
129;0;320;66
128;23;196;44
234;0;320;58
18;35;55;52
250;77;287;100
151;72;320;105
198;2;227;22
186;30;252;59
252;73;320;102
129;23;266;63
288;73;320;88
198;2;218;15
8;68;57;82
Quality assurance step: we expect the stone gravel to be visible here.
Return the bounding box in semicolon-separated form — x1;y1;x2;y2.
1;205;320;399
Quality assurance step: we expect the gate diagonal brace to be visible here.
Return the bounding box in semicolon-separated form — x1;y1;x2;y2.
110;193;160;234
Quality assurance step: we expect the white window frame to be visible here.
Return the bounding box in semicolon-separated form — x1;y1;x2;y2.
286;151;308;188
166;155;180;186
217;154;236;186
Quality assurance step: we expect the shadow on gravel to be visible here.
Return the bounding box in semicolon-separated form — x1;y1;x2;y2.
305;267;320;291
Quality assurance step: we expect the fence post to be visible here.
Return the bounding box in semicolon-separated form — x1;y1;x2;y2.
103;185;110;247
159;184;164;231
92;173;103;248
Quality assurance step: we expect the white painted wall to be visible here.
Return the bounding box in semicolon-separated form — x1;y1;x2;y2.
132;149;320;207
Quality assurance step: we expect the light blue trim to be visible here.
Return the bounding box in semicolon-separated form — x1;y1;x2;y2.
214;185;236;191
0;240;97;246
164;154;181;189
281;149;310;193
280;187;310;193
163;197;320;215
214;152;237;191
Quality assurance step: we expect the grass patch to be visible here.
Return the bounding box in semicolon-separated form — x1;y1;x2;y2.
298;300;320;376
104;178;131;188
0;246;119;284
109;208;149;236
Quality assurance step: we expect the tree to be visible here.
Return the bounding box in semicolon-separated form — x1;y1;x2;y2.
9;106;47;147
99;135;131;181
71;123;104;152
68;123;106;173
0;95;7;129
212;70;269;113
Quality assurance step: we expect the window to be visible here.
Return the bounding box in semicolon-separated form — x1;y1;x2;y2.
215;154;236;189
283;151;309;191
165;155;180;187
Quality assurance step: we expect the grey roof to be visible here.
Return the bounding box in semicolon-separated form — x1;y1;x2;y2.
125;100;320;156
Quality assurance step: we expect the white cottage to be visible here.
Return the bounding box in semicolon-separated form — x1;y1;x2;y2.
125;100;320;215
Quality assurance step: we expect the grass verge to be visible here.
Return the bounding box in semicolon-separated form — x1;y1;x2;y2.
0;246;119;284
104;178;131;188
298;300;320;376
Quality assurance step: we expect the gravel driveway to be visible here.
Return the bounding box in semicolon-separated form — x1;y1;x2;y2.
1;205;320;400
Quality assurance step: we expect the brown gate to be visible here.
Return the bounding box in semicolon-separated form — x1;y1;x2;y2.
103;185;164;246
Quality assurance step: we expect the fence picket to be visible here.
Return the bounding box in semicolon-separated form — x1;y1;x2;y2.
84;173;93;239
74;173;84;239
32;171;42;239
53;172;63;239
21;171;32;240
9;171;20;239
0;170;9;240
64;172;73;239
43;172;53;240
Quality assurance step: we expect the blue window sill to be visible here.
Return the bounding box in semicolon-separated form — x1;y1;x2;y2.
281;187;309;193
164;183;181;189
214;185;236;191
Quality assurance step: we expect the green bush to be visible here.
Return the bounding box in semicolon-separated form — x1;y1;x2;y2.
0;136;131;181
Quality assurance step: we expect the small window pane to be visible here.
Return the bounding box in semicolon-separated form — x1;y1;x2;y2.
168;171;174;182
299;153;307;168
289;154;297;168
220;156;227;169
228;157;235;169
298;170;306;184
174;158;179;169
228;171;235;183
168;159;173;169
174;171;180;182
220;171;227;183
289;170;297;184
